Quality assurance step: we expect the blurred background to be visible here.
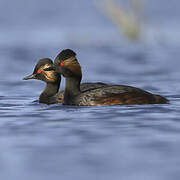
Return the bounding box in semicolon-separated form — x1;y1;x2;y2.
1;0;180;180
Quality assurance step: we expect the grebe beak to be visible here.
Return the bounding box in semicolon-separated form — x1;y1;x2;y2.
23;74;36;80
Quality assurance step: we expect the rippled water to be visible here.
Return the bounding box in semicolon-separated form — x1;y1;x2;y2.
1;0;180;180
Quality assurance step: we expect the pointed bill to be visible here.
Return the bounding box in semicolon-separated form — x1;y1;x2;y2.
23;74;36;80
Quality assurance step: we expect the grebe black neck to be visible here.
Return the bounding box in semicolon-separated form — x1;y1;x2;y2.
53;49;82;93
53;49;82;104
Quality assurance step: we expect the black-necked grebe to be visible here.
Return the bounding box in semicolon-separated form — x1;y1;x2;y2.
23;58;108;105
23;58;62;104
45;49;168;106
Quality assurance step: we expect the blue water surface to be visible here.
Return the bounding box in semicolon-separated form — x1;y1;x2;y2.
1;0;180;180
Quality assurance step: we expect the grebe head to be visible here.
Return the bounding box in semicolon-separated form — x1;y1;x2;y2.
52;49;82;78
23;58;60;83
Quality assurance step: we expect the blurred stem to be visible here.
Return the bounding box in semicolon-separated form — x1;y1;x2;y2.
101;0;145;41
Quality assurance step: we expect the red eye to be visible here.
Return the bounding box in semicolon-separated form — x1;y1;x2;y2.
60;62;65;66
37;69;42;74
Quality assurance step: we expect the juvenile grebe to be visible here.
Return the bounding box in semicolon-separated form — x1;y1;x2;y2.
45;49;168;106
23;58;107;105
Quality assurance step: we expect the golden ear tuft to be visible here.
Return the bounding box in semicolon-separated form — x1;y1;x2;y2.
41;64;57;82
